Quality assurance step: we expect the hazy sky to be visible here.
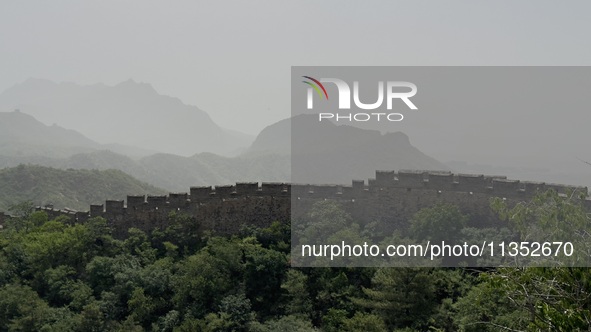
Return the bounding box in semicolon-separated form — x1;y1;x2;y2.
1;1;591;136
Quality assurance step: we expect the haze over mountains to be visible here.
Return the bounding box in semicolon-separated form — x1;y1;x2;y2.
259;115;448;184
0;108;448;194
0;110;156;158
0;78;253;157
4;76;587;211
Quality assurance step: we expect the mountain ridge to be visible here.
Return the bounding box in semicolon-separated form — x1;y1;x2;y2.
0;78;254;156
0;109;156;158
0;110;449;191
0;164;166;212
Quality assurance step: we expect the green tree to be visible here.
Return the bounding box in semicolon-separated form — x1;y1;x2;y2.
409;203;468;244
454;276;528;331
461;190;591;331
127;287;155;326
0;283;52;331
341;312;386;332
242;240;287;317
249;315;317;332
354;268;437;330
281;269;312;318
297;200;352;244
172;237;243;318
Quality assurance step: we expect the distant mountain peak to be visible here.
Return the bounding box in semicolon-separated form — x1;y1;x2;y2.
0;78;254;156
115;78;157;92
0;110;100;150
21;77;55;85
383;131;411;144
248;115;448;184
16;78;157;94
3;108;42;122
12;78;58;91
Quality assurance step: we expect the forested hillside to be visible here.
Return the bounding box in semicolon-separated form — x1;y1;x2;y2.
0;191;589;331
0;165;166;212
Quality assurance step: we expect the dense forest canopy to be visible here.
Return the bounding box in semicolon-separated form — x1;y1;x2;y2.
0;190;590;331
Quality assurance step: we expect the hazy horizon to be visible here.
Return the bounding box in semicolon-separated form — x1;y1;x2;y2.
2;1;591;187
2;1;591;135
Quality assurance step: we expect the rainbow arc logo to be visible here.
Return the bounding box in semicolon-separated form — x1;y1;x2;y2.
302;76;328;100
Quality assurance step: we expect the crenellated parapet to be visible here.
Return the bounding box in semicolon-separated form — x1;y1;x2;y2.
74;171;589;221
369;170;587;198
1;171;587;237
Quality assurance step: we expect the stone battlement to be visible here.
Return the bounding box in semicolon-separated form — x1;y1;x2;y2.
1;171;588;237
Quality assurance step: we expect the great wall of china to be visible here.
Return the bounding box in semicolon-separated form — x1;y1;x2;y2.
0;170;589;237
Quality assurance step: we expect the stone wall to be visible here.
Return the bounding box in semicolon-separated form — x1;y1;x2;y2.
1;171;588;237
